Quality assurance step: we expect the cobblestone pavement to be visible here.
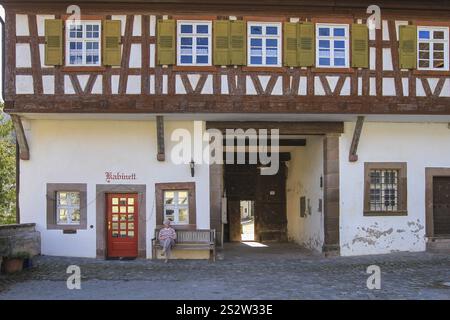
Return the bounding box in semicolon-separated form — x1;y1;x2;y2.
0;243;449;300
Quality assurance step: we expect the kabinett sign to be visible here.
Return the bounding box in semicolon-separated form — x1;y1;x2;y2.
105;172;137;183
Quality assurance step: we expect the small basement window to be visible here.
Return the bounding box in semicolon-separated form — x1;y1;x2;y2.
364;163;407;216
65;20;102;66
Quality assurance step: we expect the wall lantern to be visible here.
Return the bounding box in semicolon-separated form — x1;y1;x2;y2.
190;160;195;177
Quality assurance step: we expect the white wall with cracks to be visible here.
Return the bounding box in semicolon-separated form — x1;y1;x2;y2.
340;122;449;256
286;136;324;252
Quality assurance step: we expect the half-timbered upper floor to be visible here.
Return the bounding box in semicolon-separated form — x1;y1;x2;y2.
2;0;450;114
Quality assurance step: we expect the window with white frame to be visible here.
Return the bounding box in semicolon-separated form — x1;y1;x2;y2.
417;27;449;70
163;190;189;224
316;24;349;68
177;21;212;66
247;22;282;67
66;20;101;66
56;191;81;225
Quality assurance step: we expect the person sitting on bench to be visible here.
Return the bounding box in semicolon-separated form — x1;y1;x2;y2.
159;219;176;263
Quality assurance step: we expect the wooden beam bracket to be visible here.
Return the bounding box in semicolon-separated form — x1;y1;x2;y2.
348;116;365;162
156;115;165;161
10;115;30;160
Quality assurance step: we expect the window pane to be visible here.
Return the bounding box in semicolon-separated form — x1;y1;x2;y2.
164;209;175;220
178;191;188;204
250;38;262;47
181;56;193;64
164;191;175;204
266;26;278;35
250;56;263;65
419;30;430;39
71;209;81;223
266;39;277;47
433;51;444;60
433;43;444;51
266;57;277;65
180;24;193;34
318;27;330;36
250;26;262;35
319;40;330;48
318;49;330;58
59;209;68;223
196;55;208;64
434;60;445;68
419;60;430;68
333;28;345;37
179;208;189;223
433;31;445;39
334;40;345;49
419;51;430;59
419;42;429;50
58;192;68;205
196;25;209;34
128;206;134;213
334;58;345;66
319;58;330;66
196;37;208;46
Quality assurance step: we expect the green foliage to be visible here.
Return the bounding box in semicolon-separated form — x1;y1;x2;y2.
0;103;16;225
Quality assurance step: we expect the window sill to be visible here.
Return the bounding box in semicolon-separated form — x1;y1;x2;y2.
47;223;86;230
156;224;197;230
172;65;218;72
242;66;287;72
363;210;408;217
413;70;449;76
312;67;355;74
62;66;107;72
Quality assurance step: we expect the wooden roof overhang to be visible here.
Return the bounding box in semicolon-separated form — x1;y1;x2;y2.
1;0;450;17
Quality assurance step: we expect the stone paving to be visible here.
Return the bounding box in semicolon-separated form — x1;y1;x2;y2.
0;243;449;300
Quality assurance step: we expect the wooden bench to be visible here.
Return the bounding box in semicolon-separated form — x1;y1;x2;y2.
152;229;216;261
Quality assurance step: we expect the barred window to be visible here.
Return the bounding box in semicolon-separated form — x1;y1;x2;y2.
364;163;407;216
369;169;398;212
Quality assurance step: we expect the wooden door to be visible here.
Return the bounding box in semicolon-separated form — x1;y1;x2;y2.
106;193;138;258
433;177;450;236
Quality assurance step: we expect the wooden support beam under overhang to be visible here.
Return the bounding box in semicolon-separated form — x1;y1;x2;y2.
10;115;30;160
207;121;344;135
156;115;165;161
348;116;365;162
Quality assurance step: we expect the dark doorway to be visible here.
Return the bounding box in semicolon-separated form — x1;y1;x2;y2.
224;160;288;243
433;177;450;236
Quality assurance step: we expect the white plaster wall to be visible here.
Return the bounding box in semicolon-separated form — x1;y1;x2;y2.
19;120;210;258
286;136;324;252
340;122;450;256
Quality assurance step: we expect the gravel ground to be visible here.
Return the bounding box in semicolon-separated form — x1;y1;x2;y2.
0;243;449;300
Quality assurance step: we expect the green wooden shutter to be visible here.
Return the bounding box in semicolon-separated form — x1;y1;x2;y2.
213;20;230;66
44;19;63;66
283;22;298;67
102;20;122;66
351;24;369;68
157;19;176;65
230;20;246;66
298;22;315;67
399;25;417;69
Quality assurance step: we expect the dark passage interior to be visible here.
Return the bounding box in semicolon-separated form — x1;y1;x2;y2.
223;156;288;243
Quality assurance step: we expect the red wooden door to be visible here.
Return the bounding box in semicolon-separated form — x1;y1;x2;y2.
106;193;138;258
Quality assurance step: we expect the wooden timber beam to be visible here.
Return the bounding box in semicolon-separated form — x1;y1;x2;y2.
156;115;165;161
10;115;30;160
207;122;344;135
222;138;306;147
348;116;365;162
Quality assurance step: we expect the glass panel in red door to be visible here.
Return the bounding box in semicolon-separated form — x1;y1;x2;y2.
107;194;138;258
